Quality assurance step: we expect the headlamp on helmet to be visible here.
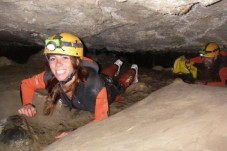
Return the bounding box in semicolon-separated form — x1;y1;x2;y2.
199;49;219;57
45;39;83;51
45;39;61;51
199;50;206;57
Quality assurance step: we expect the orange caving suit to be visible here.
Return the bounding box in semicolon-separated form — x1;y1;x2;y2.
21;57;112;122
190;51;227;86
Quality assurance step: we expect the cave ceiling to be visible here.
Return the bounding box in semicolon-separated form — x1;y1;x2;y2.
0;0;226;53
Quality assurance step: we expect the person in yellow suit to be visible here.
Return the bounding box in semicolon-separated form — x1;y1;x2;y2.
173;55;197;83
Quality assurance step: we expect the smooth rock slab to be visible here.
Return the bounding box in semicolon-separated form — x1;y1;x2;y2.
44;79;227;151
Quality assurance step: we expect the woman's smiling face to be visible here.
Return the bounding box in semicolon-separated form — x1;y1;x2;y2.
48;55;74;81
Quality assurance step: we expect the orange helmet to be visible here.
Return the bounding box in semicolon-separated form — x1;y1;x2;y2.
199;42;220;58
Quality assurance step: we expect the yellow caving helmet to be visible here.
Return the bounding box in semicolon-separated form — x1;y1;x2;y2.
44;32;83;58
199;42;220;58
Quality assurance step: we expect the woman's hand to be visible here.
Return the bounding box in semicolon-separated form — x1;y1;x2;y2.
18;104;37;118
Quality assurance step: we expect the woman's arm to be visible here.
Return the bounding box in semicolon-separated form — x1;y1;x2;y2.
18;71;46;117
93;87;109;122
20;71;46;105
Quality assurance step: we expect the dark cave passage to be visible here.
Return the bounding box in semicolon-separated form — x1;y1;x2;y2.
87;49;199;69
0;43;199;68
0;44;43;64
114;51;198;68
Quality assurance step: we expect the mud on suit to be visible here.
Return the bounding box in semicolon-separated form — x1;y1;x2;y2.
190;51;227;86
20;57;122;122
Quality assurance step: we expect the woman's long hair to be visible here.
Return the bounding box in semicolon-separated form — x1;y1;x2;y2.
43;56;89;115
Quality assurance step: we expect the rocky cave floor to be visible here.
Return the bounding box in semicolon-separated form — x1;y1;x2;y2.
0;51;177;150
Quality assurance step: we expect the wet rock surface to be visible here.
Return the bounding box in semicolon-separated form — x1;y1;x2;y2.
0;115;39;151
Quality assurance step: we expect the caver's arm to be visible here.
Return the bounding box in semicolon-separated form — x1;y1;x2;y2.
93;87;109;122
20;71;46;105
190;56;203;64
207;67;227;86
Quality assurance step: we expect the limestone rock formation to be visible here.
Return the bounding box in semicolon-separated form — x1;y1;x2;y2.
0;115;39;151
0;0;226;53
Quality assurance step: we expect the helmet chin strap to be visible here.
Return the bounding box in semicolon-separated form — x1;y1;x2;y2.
59;69;77;85
45;55;49;61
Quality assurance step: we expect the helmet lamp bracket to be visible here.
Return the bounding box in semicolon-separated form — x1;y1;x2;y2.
45;39;83;51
